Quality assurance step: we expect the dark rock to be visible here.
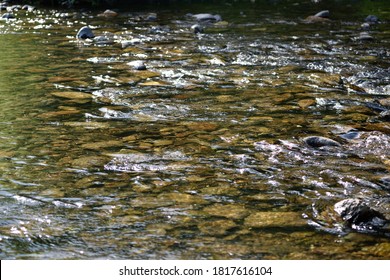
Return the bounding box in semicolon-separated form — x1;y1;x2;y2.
334;198;388;231
314;10;330;18
145;13;157;21
1;12;14;19
76;26;95;39
339;130;360;140
365;15;380;24
128;60;146;71
191;24;204;34
379;110;390;121
302;136;341;148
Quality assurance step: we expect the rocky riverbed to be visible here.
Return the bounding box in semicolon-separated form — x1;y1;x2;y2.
0;0;389;259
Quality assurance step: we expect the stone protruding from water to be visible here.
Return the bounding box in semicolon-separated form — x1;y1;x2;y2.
334;198;388;231
76;26;95;39
305;10;331;23
302;136;341;148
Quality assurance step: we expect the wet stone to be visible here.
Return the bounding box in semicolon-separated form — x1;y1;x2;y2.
334;198;388;231
302;136;341;148
51;91;92;100
76;26;95;39
244;212;307;228
202;204;251;220
71;156;109;169
198;219;237;236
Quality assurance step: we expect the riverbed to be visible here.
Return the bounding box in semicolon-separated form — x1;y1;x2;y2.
0;0;389;259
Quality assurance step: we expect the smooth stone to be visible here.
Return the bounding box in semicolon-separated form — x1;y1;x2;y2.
365;15;380;24
71;156;109;169
22;5;35;12
189;13;222;22
302;136;341;148
202;204;250;220
97;9;118;17
128;60;146;70
244;211;307;228
334;198;387;230
304;15;330;23
145;13;157;21
76;26;95;39
314;10;330;18
339;130;360;140
198;220;237;236
191;24;204;34
357;32;374;41
1;12;14;19
51;91;92;99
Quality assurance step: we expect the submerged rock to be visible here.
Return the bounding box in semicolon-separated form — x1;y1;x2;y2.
302;136;341;148
334;199;388;232
76;26;95;39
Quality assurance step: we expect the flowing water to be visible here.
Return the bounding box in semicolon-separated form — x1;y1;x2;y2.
0;0;390;259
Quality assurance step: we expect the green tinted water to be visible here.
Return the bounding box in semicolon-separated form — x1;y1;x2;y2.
0;1;389;259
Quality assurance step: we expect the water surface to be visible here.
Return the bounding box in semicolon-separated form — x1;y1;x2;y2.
0;0;389;259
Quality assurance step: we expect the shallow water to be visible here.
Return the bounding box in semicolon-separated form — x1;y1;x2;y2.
0;1;390;259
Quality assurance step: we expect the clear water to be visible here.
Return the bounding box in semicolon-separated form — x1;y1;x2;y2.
0;0;389;259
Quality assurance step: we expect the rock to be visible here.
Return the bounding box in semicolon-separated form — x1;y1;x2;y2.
50;91;92;100
361;22;370;31
244;211;307;228
304;10;330;23
334;198;388;231
22;5;35;12
302;136;341;148
188;13;222;22
357;32;374;41
145;13;157;21
198;219;237;236
76;26;95;39
128;60;146;70
1;12;14;19
191;24;204;34
97;9;118;17
314;10;330;18
202;204;250;220
365;15;380;24
339;130;360;140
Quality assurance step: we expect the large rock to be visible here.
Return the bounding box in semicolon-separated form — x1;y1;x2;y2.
188;13;222;22
76;26;95;39
302;136;341;148
334;198;388;231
